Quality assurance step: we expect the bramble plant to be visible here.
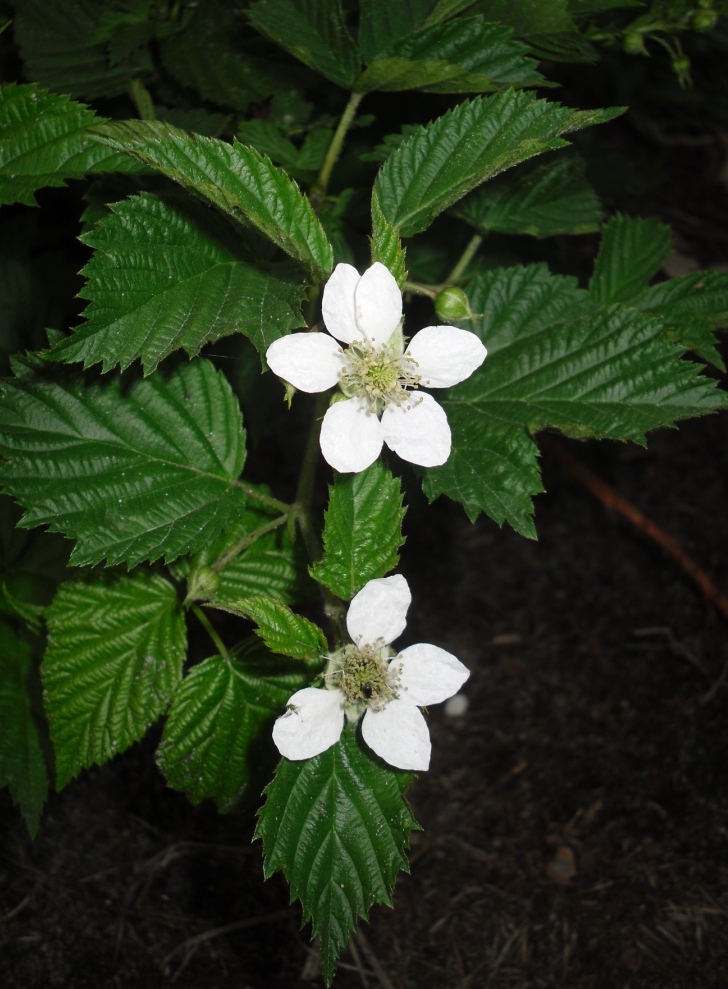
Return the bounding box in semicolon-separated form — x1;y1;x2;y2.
1;0;728;983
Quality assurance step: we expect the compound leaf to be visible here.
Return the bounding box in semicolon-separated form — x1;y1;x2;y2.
0;620;48;836
422;263;727;534
43;572;186;789
374;90;622;237
92;120;333;281
312;461;406;601
256;722;420;985
48;192;306;373
0;359;247;567
157;637;313;812
0;83;139;208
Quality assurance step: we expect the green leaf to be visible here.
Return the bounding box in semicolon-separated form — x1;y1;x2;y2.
159;0;292;113
256;722;420;985
370;193;408;287
157;637;313;812
312;462;406;601
212;596;328;661
48;192;306;374
43;572;186;789
14;0;152;100
0;620;48;836
374;90;622;237
92;120;334;281
356;17;545;94
422;264;727;534
0;359;248;567
589;215;673;304
358;0;438;60
248;0;360;88
452;151;603;237
632;271;728;370
0;83;140;208
468;0;576;34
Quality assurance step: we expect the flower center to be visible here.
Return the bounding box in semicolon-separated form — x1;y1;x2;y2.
339;339;420;415
325;642;400;720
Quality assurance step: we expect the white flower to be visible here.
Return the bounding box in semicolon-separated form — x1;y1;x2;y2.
272;575;470;771
265;262;487;473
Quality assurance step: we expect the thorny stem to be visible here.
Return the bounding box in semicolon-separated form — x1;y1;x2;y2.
211;514;288;573
311;91;365;207
191;604;230;663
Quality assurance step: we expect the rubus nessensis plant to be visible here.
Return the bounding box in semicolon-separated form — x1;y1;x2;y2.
1;0;727;982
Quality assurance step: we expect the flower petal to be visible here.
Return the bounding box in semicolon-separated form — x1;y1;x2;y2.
405;325;487;388
354;262;402;346
272;687;345;761
322;263;360;344
381;392;451;467
266;333;343;393
346;574;411;648
361;699;431;771
392;643;470;706
319;397;383;473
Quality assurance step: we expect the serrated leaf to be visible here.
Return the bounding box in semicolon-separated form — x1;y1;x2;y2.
312;462;406;601
92;120;334;281
212;596;328;660
157;638;313;811
358;0;437;61
0;359;248;567
452;151;602;237
43;572;186;789
48;192;306;374
422;264;727;533
632;271;728;370
374;90;622;237
14;0;152;100
471;0;576;34
589;215;673;304
248;0;360;88
256;722;420;985
0;620;48;836
370;193;408;287
0;83;141;208
356;16;545;94
159;0;290;113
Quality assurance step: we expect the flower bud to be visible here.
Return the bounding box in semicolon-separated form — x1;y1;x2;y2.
435;286;471;322
186;565;221;603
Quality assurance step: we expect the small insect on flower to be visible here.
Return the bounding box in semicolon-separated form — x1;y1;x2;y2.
272;575;470;771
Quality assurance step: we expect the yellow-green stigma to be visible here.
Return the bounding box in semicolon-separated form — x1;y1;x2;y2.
326;643;400;720
339;334;420;415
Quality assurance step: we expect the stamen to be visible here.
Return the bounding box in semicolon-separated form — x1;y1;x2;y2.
338;339;421;415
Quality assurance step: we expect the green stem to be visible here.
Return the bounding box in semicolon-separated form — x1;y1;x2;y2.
445;233;483;286
311;91;365;206
293;392;329;563
234;479;290;515
404;281;439;299
211;514;288;573
191;605;230;662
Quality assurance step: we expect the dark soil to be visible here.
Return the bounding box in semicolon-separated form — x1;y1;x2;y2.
2;410;728;989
